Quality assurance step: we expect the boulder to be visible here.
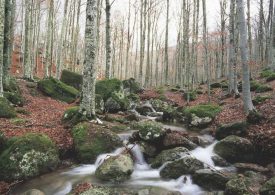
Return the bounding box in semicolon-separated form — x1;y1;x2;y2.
72;122;123;163
215;122;247;140
0;132;7;153
193;169;231;191
214;136;254;163
4;91;24;107
37;77;79;103
234;163;269;173
122;78;142;94
162;131;197;150
95;154;134;183
211;155;230;167
151;147;189;168
0;133;59;181
247;111;264;124
105;97;122;113
0;97;16;118
190;114;213;128
80;186;112;195
225;176;253;195
260;177;275;195
60;69;83;90
22;189;45;195
160;156;204;179
95;79;123;101
133;121;165;142
139;141;158;158
105;92;130;113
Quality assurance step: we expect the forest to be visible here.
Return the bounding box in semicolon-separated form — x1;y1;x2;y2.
0;0;275;194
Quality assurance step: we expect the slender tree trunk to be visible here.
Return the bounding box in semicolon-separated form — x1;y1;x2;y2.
164;0;169;85
0;0;5;97
105;0;111;79
236;0;254;112
80;0;98;118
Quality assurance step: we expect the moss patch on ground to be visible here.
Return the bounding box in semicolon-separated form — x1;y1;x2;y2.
0;97;16;118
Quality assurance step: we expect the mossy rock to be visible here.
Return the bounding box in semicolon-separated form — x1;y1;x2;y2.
247;110;264;124
80;186;112;195
127;93;140;103
214;135;254;163
37;77;79;103
72;122;123;163
215;121;247;140
0;133;59;181
151;147;189;168
132;121;165;142
95;94;104;114
95;79;122;101
108;91;130;112
184;104;221;123
122;78;142;94
225;176;254;195
3;77;20;93
0;97;16;118
260;177;275;195
4;92;24;107
252;95;272;105
255;85;273;93
60;69;83;90
0;132;7;154
62;106;88;126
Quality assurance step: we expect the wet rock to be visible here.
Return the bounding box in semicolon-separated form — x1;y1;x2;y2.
193;169;231;191
162;131;197;150
160;156;204;179
22;189;45;195
133;121;166;142
139;141;158;157
72;122;123;163
136;187;181;195
0;133;59;181
190;114;213;128
234;163;269;173
215;122;247;140
80;186;112;195
95;154;134;183
260;177;275;195
211;155;230;167
151;147;189;168
214;136;254;163
203;191;224;195
189;135;214;147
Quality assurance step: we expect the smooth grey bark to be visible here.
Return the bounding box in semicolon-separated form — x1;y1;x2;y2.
164;0;169;85
265;0;274;67
272;2;275;69
0;0;5;97
79;0;98;118
236;0;254;112
23;0;32;80
247;0;252;58
3;0;15;84
56;0;69;79
105;0;111;79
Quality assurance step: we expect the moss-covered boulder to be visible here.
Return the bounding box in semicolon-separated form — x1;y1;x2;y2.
95;79;122;101
193;169;231;191
122;78;142;94
0;132;7;154
215;122;247;140
0;133;59;181
95;154;134;183
133;121;165;142
4;92;24;107
62;106;88;126
247;110;264;124
72;123;123;163
80;186;112;195
225;176;253;195
151;147;189;168
0;97;16;118
38;77;79;103
160;156;204;179
60;69;83;90
105;91;130;113
214;135;254;163
260;177;275;195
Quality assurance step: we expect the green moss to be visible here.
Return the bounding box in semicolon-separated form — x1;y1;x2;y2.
4;92;24;107
62;106;88;126
266;73;275;82
250;80;262;91
10;118;28;125
127;93;140;103
110;125;128;133
111;91;130;111
16;108;31;115
3;77;20;93
156;87;165;95
60;69;83;90
0;97;16;118
38;77;79;103
260;69;275;78
122;78;142;94
0;132;7;154
255;85;273;93
184;104;221;119
72;123;123;163
252;95;272;105
0;133;59;181
184;90;197;101
95;79;122;101
132;121;165;141
260;177;275;195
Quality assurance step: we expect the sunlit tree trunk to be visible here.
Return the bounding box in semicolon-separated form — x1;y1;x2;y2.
236;0;254;112
80;0;98;118
0;0;5;97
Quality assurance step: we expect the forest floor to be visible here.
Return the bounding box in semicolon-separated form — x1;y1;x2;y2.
0;73;275;194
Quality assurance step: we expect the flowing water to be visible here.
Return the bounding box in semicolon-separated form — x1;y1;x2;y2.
11;124;228;195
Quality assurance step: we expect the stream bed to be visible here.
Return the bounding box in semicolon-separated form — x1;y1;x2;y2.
11;124;231;195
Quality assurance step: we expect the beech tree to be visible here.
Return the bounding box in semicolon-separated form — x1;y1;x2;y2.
79;0;98;118
0;0;4;97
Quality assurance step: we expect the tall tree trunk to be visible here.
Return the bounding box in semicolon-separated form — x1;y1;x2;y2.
105;0;111;79
164;0;169;85
80;0;98;118
236;0;254;112
0;0;5;97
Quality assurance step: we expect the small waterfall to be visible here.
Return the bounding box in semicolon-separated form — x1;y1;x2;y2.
190;142;217;167
129;144;150;170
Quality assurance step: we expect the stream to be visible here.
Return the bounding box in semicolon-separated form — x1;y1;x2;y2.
11;123;231;195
